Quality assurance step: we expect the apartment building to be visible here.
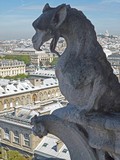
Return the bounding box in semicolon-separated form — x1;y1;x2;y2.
0;78;63;112
12;48;53;67
0;109;41;159
0;59;25;77
30;51;53;67
0;101;68;159
107;53;120;81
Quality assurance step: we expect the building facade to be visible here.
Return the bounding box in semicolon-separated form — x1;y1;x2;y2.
0;101;68;160
0;59;25;77
107;53;120;81
12;48;54;67
30;51;53;67
0;78;63;112
0;110;41;159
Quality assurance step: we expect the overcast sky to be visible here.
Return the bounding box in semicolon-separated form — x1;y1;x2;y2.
0;0;120;40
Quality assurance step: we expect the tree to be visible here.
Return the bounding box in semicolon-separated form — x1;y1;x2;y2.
5;74;29;80
7;150;27;160
50;57;58;66
45;60;51;66
4;55;31;65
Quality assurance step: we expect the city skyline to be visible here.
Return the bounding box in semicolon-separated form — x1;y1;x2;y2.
0;0;120;40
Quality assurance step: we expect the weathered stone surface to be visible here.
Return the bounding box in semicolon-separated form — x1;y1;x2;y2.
31;115;97;160
31;112;120;160
32;3;120;113
32;3;120;160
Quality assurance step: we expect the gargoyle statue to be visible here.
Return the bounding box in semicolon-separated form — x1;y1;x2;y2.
31;4;120;160
32;3;120;115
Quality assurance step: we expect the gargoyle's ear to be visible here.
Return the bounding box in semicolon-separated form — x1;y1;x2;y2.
51;4;67;28
43;3;51;12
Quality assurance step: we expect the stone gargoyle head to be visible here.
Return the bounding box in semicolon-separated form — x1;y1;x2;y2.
32;3;67;56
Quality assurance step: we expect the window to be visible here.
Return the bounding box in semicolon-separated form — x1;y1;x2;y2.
62;149;68;153
4;103;7;109
14;131;19;144
18;114;24;117
24;134;30;147
16;101;18;106
4;128;10;140
10;102;13;108
26;115;32;119
42;143;48;147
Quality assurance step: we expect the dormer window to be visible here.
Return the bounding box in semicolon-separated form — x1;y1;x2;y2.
42;143;48;147
62;149;68;153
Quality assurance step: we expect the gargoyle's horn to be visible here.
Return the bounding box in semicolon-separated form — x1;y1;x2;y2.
43;3;51;12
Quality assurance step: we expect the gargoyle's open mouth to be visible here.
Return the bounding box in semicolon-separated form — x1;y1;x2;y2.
32;30;46;51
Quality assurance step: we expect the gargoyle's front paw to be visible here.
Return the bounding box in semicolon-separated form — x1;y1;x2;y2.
31;115;48;138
